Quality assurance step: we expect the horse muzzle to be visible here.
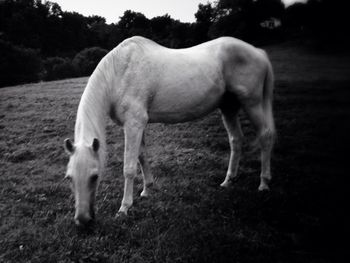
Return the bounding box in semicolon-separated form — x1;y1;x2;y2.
74;212;93;226
74;204;95;227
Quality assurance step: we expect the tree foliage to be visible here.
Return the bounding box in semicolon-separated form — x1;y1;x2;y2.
0;0;347;87
43;57;76;81
117;10;151;39
0;39;42;87
194;3;215;42
72;47;108;76
208;0;284;42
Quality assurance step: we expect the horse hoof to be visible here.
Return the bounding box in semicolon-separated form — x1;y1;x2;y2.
140;190;149;198
220;181;231;188
116;210;127;219
140;181;159;197
115;212;127;222
258;183;270;191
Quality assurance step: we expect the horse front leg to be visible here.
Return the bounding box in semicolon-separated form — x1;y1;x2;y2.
117;119;146;216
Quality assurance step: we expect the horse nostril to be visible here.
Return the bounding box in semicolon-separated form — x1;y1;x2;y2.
74;213;92;227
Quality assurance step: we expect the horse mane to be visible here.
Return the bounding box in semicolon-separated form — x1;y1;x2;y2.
74;52;116;165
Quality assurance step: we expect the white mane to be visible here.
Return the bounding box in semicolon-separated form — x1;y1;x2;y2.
74;51;116;166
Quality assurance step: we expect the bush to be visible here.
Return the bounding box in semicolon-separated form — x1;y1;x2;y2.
72;47;108;76
43;57;76;81
0;40;42;87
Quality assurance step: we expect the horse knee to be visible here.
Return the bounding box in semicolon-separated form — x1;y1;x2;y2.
228;133;243;150
259;128;275;150
123;166;137;179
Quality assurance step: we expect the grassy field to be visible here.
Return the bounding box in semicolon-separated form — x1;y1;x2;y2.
0;42;349;262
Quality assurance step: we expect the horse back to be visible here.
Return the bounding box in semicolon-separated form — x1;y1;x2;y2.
109;36;267;124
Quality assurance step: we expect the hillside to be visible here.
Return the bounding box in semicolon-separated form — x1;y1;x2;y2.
0;43;349;262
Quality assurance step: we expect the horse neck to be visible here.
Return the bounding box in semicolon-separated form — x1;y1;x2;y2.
74;72;110;164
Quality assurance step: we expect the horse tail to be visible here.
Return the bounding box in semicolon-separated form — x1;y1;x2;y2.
249;55;276;152
262;58;276;137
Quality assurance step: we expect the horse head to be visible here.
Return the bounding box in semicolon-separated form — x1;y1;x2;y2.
64;138;101;227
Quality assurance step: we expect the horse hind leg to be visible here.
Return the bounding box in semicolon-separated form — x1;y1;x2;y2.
245;103;275;191
220;106;243;187
138;133;154;197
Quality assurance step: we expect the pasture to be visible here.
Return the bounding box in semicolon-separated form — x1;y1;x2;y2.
0;42;349;262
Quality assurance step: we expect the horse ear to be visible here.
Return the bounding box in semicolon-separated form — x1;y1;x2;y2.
64;138;75;155
92;138;99;152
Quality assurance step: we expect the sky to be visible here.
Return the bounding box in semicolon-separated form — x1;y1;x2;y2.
53;0;208;24
52;0;307;24
283;0;307;7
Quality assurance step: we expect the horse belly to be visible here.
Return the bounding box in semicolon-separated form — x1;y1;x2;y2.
148;82;224;123
145;48;226;123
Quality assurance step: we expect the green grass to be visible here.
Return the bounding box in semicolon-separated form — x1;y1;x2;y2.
1;43;349;262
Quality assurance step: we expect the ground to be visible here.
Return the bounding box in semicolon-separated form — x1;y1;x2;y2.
0;42;349;262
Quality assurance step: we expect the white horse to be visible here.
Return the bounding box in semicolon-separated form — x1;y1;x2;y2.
64;36;275;227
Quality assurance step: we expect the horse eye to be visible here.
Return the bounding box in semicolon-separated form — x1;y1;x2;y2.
90;174;98;184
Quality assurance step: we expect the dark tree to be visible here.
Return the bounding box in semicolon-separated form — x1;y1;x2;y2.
60;12;89;55
43;56;76;81
105;24;124;49
117;10;151;39
85;15;110;49
72;47;108;76
284;2;309;27
194;3;215;43
169;20;194;48
150;14;174;45
306;0;349;47
208;0;284;43
0;40;42;87
208;0;253;39
7;0;346;86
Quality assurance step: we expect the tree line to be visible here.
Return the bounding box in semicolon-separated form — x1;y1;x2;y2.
0;0;346;87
